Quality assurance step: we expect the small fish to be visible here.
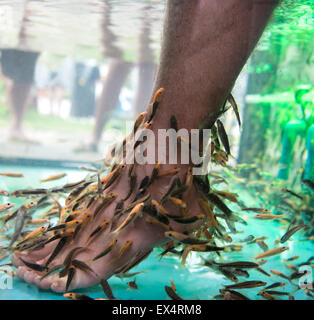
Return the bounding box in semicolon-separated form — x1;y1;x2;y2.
224;281;266;290
270;269;291;280
168;214;205;225
165;285;184;300
181;244;225;265
123;174;136;201
227;93;241;127
0;172;23;177
145;216;171;230
0;190;9;196
242;208;271;213
147;88;165;123
157;167;180;178
106;240;133;267
65;267;76;291
100;279;116;299
254;214;285;220
256;240;269;252
255;247;289;260
220;289;250;300
133;112;147;134
9;206;27;247
216;119;230;155
92;238;118;262
165;231;210;245
0;203;15;212
112;203;144;235
285;256;299;262
64;293;94;300
264;282;286;290
71;259;98;277
280;225;305;244
85;219;110;245
214;261;259;269
17;225;48;245
127;278;138;290
169;197;187;209
45;237;69;267
258;290;278;300
280;188;303;200
40;173;66;183
19;258;48;272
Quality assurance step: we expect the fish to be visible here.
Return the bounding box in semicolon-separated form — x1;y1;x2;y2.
106;240;133;267
133;112;147;134
147;88;165;123
181;244;225;265
0;190;9;196
145;216;171;230
169;197;187;209
64;293;94;300
270;269;291;281
242;207;271;213
254;214;285;220
127;278;138;290
100;279;116;299
255;246;289;260
149;162;160;185
256;240;269;252
45;237;69;267
40;173;67;183
227;93;241;127
9;206;27;247
17;225;48;245
93;193;117;219
63;247;87;271
224;281;266;290
280;225;305;244
280;188;303;200
264;282;286;290
214;261;259;269
92;238;118;262
0;203;15;213
258;290;279;300
165;285;184;300
205;193;232;217
86;219;110;245
65;267;76;291
0;172;23;177
164;231;210;245
220;289;250;300
216;119;230;155
123;174;136;201
112;203;144;235
19;258;48;273
102;164;125;190
168;214;205;225
157;167;180;178
71;259;98;277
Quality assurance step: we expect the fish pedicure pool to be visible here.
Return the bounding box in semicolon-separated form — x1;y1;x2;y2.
0;164;312;300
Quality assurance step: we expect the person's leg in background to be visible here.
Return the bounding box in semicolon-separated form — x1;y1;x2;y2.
0;49;39;141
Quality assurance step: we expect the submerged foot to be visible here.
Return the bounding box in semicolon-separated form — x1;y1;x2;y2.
12;159;208;292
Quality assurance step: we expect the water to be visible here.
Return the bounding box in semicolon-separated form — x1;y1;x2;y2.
0;0;313;301
0;165;312;300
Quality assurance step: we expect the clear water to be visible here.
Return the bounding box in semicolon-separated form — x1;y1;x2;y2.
0;165;312;300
